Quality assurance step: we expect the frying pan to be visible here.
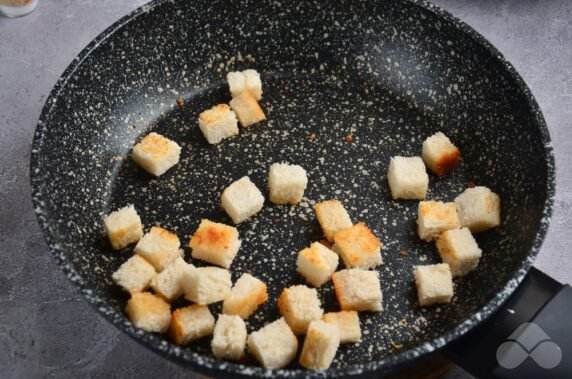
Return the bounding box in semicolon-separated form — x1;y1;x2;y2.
30;0;570;377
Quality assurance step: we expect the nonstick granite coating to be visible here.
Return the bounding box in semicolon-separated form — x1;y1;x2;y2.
31;0;554;377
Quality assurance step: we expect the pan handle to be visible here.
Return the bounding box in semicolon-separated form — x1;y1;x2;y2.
443;267;572;378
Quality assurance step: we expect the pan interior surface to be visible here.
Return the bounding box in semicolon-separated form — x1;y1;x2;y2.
31;0;553;376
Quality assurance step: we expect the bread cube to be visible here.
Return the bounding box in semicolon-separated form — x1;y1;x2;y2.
387;156;429;200
247;318;298;369
332;269;383;312
182;266;232;304
132;132;181;176
436;227;482;277
229;92;266;127
103;205;144;250
417;200;461;242
322;311;361;344
198;104;239;144
223;273;268;319
422;132;461;176
112;255;156;292
211;314;247;361
221;176;265;224
149;256;187;301
299;320;340;371
454;186;501;233
333;222;383;269
125;292;171;333
134;226;181;272
227;69;263;100
168;304;215;345
277;285;323;335
414;264;454;306
296;242;339;288
314;200;353;242
268;163;308;205
189;219;241;269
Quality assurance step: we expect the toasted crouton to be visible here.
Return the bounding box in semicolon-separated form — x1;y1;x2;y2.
322;311;361;344
332;269;383;312
103;205;144;250
387;156;429;200
247;318;298;369
229;92;266;127
296;242;339;288
422;132;461;176
417;200;461;242
314;200;353;242
198;104;239;144
299;320;340;371
277;285;323;335
333;222;383;269
182;266;232;304
149;256;187;301
436;227;482;277
131;132;181;176
134;226;181;272
169;304;215;345
221;176;265;224
125;292;171;333
227;69;263;100
454;186;501;233
189;219;241;269
268;163;308;205
414;264;454;306
211;314;247;361
112;255;156;293
222;273;268;319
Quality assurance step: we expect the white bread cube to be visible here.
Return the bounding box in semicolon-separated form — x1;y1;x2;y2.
132;132;181;176
198;104;239;144
268;163;308;205
149;256;187;301
454;186;501;233
387;156;429;200
125;292;171;333
189;219;241;269
168;304;215;345
436;227;482;277
296;242;339;288
314;200;353;242
332;269;383;312
112;255;156;292
229;92;266;127
322;311;361;344
277;285;323;335
227;69;262;100
414;264;454;306
134;226;181;272
103;205;143;250
422;132;461;176
222;273;268;319
221;176;265;224
211;314;247;361
417;200;461;242
247;318;298;369
182;266;232;304
333;222;383;269
299;320;340;371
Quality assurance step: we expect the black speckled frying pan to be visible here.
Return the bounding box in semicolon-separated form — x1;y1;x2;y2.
31;0;571;377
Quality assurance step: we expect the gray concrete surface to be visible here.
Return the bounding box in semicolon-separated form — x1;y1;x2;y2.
0;0;570;377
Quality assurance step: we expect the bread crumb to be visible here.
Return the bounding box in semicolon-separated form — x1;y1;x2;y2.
345;134;353;142
390;341;403;349
308;133;317;141
400;250;408;256
176;98;185;107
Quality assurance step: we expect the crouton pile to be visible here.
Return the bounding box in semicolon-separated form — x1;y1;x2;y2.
386;131;501;307
102;70;502;372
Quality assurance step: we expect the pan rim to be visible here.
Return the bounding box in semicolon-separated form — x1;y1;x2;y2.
30;0;556;377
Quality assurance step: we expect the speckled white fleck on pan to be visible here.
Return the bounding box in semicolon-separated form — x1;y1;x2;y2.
30;0;555;377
